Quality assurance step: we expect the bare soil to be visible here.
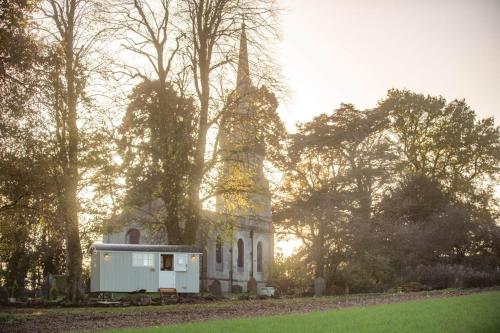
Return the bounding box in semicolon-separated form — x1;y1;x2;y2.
1;287;498;333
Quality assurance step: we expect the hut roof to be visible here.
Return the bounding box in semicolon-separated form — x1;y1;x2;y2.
91;243;203;254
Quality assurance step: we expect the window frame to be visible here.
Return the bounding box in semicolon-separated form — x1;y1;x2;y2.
257;241;263;273
215;235;224;272
237;238;244;271
125;228;140;244
132;252;154;267
161;254;174;271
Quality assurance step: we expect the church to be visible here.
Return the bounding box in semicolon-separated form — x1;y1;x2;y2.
103;25;273;293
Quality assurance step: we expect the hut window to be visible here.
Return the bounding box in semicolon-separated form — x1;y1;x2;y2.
257;241;263;273
132;253;154;267
161;254;173;271
175;254;188;271
126;228;140;244
237;238;244;271
216;235;223;272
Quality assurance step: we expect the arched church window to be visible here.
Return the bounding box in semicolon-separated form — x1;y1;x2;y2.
215;235;223;271
237;238;244;270
257;241;263;273
125;228;140;244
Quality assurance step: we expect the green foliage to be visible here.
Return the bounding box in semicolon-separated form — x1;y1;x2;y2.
50;286;59;300
275;103;396;279
0;0;39;87
275;90;499;295
268;253;312;296
216;85;286;219
119;79;197;243
0;0;67;293
333;254;396;294
8;281;19;298
406;264;500;290
375;175;500;270
379;89;500;207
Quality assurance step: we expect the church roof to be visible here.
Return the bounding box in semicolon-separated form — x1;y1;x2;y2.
91;243;203;253
237;22;252;91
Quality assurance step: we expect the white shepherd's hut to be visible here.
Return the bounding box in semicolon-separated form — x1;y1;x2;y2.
90;243;202;293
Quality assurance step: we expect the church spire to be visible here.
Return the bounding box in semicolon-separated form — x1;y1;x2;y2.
237;22;251;90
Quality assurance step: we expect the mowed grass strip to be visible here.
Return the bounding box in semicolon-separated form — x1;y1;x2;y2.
102;291;500;333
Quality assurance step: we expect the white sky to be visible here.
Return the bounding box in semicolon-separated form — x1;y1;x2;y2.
276;0;500;131
275;0;500;257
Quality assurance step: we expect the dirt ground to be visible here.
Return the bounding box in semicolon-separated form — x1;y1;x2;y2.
1;287;498;333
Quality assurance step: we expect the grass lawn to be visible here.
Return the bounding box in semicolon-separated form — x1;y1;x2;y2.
103;291;500;333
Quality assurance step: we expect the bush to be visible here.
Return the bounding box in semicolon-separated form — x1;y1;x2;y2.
0;287;8;304
269;254;312;296
406;264;500;289
8;281;19;299
332;255;396;294
50;287;59;300
463;269;500;288
398;281;430;292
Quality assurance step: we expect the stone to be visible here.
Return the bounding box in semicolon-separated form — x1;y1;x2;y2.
247;277;257;293
398;282;429;292
208;279;223;297
128;294;152;306
0;287;8;304
314;277;326;297
231;284;243;293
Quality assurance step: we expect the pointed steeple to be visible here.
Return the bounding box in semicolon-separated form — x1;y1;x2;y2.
237;22;251;90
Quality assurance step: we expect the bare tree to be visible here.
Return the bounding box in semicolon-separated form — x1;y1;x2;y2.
110;0;182;84
38;0;109;303
180;0;280;243
110;0;195;244
109;0;280;244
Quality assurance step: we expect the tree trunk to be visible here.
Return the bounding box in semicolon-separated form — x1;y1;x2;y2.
62;0;83;303
315;219;325;278
185;55;210;245
62;179;82;303
157;65;182;244
6;217;30;294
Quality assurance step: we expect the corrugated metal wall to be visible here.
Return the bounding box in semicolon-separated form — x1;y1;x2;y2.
90;252;100;292
99;251;159;292
91;251;201;293
175;254;200;293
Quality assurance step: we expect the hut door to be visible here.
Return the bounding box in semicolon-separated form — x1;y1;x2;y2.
159;254;175;288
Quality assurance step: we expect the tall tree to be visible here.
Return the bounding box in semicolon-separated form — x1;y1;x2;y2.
378;89;500;208
276;104;396;279
274;149;351;279
293;104;395;223
1;0;36;290
375;174;500;275
0;0;38;84
119;79;196;244
181;0;280;243
0;148;64;292
0;0;39;138
112;0;281;243
39;0;109;303
111;0;198;244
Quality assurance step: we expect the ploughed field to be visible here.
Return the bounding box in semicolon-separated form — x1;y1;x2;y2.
1;288;499;333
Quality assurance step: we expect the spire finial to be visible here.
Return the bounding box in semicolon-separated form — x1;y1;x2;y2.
237;21;251;90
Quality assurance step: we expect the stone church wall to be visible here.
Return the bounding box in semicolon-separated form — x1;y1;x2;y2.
204;226;273;292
